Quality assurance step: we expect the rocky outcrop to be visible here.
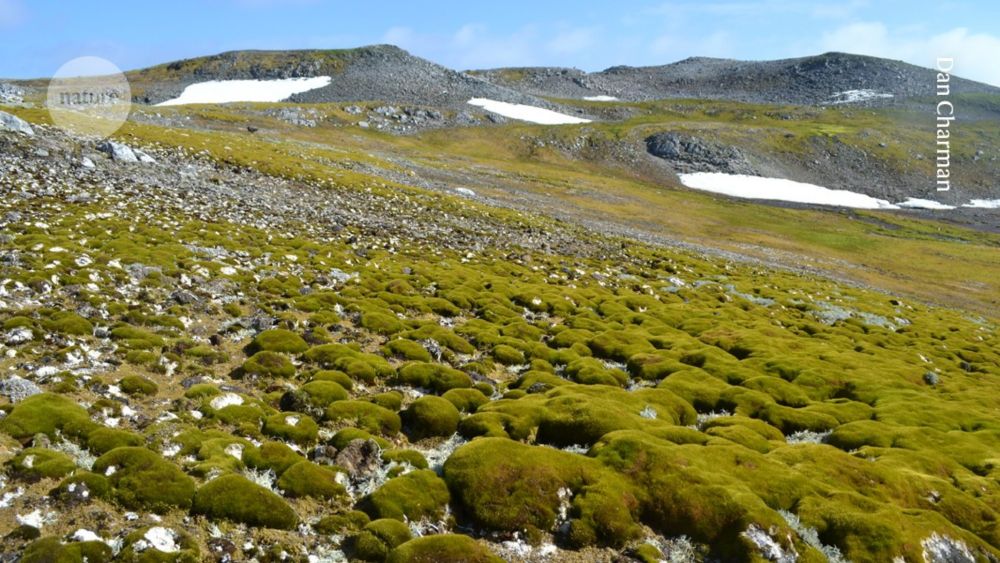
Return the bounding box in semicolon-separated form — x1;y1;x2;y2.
645;132;757;175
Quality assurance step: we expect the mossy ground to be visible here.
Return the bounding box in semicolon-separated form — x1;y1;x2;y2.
1;97;999;561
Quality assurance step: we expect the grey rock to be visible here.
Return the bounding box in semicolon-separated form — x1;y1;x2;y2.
334;439;382;480
0;110;34;136
97;140;139;163
3;327;33;345
0;376;43;403
646;132;757;175
0;83;24;104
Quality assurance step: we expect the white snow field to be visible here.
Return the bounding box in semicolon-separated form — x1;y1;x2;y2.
157;76;332;106
583;95;619;102
963;199;1000;209
828;89;895;104
677;172;899;209
467;98;591;125
897;198;957;210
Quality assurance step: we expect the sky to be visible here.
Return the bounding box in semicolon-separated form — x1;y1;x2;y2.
1;0;999;86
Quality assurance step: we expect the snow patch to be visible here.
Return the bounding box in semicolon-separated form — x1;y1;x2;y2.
158;76;332;106
583;95;619;102
828;89;894;104
963;199;1000;209
468;98;591;125
678;172;899;210
897;198;956;210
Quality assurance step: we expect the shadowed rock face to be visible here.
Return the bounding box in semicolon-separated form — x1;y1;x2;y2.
474;52;1000;105
646;132;758;175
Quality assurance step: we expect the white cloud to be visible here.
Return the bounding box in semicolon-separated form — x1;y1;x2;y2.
821;22;1000;86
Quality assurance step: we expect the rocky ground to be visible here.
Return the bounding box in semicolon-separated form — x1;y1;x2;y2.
0;104;999;563
473;52;1000;105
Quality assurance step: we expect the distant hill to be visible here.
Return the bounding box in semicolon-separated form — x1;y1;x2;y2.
472;52;1000;105
127;45;549;108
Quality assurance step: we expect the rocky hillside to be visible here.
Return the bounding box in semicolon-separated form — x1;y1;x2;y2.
128;45;550;108
0;113;999;562
473;52;1000;105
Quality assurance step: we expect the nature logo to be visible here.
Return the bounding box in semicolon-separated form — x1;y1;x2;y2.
46;56;131;139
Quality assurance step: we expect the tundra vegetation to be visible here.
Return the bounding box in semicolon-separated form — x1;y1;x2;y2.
0;91;998;562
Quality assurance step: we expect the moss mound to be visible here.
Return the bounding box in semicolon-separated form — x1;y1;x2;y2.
359;469;450;521
192;474;298;529
118;375;159;396
347;519;412;561
21;536;113;563
249;328;309;354
402;396;461;440
394;362;473;393
277;460;346;499
0;393;98;442
7;447;76;481
326;400;401;435
387;535;503;563
91;447;195;511
241;351;295;379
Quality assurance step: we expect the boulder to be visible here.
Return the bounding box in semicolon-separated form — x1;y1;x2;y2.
0;111;34;136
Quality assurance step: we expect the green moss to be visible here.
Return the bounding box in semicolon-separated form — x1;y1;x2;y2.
387;535;503;563
442;388;489;413
381;449;428;469
348;518;413;561
361;310;405;335
87;427;144;455
183;384;220;399
119;375;159;396
444;437;641;546
262;412;319;444
51;471;112;501
21;536;113;563
304;344;393;383
402;396;460;440
192;474;298;529
359;469;450;521
281;380;349;415
394;362;473;393
326;400;401;435
243;441;304;476
110;325;165;350
249;328;309;354
384;339;433;362
42;311;93;336
330;428;391;450
368;391;404;411
276;460;346;499
3;316;34;330
0;393;98;442
7;447;76;480
91;447;195;511
311;369;354;390
242;351;295;379
315;510;371;535
492;344;525;365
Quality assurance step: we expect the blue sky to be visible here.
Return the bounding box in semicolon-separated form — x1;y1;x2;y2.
1;0;999;85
